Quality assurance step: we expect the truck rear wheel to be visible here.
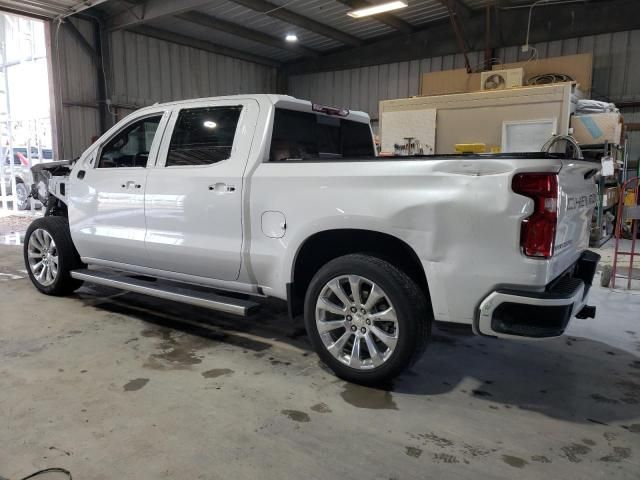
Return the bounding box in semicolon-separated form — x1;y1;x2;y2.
304;254;431;385
23;217;84;295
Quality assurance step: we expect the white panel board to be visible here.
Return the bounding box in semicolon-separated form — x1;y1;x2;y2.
380;108;436;154
502;119;558;153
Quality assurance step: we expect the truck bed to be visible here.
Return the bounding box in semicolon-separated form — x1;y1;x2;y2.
269;152;584;162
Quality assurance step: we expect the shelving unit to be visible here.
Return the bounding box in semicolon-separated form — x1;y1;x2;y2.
581;141;624;247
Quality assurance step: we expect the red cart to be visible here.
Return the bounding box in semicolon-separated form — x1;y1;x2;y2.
610;177;640;289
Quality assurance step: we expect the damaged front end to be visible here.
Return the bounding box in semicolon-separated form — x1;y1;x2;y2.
30;160;73;216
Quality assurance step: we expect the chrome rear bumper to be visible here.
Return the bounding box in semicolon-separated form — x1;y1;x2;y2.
475;250;600;339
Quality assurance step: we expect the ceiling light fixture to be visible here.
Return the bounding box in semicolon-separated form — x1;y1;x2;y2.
203;121;217;129
347;1;407;18
285;34;298;42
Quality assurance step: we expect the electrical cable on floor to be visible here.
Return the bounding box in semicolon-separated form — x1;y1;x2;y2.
18;468;72;480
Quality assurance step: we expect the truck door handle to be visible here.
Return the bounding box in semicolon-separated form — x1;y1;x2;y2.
208;183;235;193
122;181;141;189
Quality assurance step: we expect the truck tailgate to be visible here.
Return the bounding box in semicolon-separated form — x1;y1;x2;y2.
553;160;598;275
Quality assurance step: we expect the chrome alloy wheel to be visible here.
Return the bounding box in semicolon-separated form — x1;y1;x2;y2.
27;228;59;286
315;275;399;370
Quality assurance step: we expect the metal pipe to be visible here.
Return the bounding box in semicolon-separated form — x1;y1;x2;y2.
522;0;588;49
484;2;491;71
445;0;472;73
519;0;588;49
53;0;113;21
500;0;586;9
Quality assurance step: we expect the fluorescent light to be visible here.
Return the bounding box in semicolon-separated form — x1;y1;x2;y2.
285;34;298;42
347;1;407;18
203;121;217;129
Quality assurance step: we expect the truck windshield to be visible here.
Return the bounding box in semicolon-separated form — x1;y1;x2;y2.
269;108;374;162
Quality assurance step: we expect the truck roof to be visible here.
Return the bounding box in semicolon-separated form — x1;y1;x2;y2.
135;94;371;124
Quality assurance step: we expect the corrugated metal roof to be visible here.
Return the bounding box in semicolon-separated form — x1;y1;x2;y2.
150;15;301;62
460;0;493;10
195;0;343;52
279;0;396;40
391;0;451;26
461;0;606;10
0;0;110;19
91;0;484;63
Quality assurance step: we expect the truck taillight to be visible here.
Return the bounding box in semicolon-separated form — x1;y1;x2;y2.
512;173;558;259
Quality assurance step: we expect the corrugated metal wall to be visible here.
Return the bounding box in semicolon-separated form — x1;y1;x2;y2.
109;30;277;108
288;29;640;125
55;20;277;159
54;17;101;160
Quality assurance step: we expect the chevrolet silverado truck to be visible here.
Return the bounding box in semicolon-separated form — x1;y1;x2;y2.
23;94;600;384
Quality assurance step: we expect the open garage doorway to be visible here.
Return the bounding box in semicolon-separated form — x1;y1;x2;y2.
0;12;52;214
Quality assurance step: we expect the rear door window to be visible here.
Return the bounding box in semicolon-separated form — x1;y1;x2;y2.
269;108;374;162
166;106;242;167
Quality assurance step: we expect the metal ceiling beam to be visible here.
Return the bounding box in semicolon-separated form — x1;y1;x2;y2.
228;0;363;46
176;11;318;57
59;0;114;19
442;0;472;72
127;25;281;67
0;4;51;20
434;0;472;18
0;0;68;16
105;0;214;30
63;20;101;67
335;0;414;34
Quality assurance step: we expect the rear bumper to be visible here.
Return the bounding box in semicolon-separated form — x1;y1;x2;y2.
476;250;600;338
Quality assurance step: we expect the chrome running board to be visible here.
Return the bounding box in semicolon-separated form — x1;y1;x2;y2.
71;269;260;316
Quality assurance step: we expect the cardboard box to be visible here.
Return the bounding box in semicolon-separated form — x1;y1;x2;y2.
420;53;593;97
570;112;622;146
499;53;592;96
602;186;619;208
420;69;481;96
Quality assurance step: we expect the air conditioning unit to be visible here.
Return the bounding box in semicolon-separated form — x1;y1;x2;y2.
480;68;524;91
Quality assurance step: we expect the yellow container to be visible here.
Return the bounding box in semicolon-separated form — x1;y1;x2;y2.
454;143;486;153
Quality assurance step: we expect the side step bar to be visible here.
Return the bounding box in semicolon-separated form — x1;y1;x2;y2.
71;269;260;316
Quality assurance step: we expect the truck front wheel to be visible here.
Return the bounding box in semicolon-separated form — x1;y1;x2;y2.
23;217;84;295
304;254;431;385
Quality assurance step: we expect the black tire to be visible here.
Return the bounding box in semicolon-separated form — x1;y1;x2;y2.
304;254;431;385
16;182;30;210
23;216;85;295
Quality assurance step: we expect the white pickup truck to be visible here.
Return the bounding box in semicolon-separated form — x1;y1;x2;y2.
24;94;600;384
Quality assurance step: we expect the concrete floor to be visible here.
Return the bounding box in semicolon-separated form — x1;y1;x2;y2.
0;243;639;480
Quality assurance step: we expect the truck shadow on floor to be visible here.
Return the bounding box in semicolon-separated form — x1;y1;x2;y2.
393;330;640;425
77;285;640;426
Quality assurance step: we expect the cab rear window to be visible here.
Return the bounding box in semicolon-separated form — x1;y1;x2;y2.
269;108;374;162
